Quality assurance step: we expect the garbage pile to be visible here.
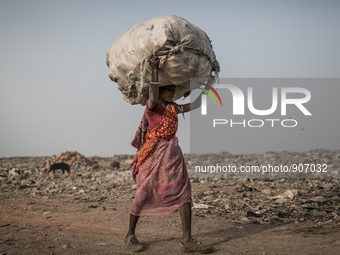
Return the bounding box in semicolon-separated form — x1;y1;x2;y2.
39;151;96;172
0;156;49;175
112;154;135;170
0;152;134;201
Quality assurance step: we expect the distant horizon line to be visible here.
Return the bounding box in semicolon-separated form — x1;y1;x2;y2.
1;147;339;158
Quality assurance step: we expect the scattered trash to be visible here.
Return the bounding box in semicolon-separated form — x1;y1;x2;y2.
311;210;327;217
247;211;262;217
8;168;20;180
1;148;340;227
233;217;253;224
102;206;116;211
77;189;85;194
39;151;96;173
319;183;334;190
192;178;202;183
275;198;290;204
193;203;214;209
269;190;294;200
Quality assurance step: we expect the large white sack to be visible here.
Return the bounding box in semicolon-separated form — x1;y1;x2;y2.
106;15;220;105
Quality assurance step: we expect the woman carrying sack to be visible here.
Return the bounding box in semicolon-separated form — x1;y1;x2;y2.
125;55;214;253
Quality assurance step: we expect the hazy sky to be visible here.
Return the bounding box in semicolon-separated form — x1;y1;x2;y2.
1;0;339;157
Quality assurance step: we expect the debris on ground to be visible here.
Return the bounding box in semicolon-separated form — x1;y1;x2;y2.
0;149;339;227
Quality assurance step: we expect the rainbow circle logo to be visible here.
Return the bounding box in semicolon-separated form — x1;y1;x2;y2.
196;82;223;106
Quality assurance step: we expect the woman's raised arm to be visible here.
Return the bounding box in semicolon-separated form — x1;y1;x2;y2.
148;55;160;110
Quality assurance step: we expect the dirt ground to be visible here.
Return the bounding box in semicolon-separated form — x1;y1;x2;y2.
1;182;340;255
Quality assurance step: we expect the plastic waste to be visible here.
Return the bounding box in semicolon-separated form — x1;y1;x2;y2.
269;190;294;200
193;203;213;209
275;198;289;203
311;210;326;217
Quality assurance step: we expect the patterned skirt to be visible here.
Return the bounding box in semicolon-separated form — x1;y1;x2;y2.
130;137;192;216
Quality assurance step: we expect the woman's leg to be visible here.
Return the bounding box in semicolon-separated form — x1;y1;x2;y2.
180;202;213;253
125;213;144;252
126;213;139;237
180;202;192;244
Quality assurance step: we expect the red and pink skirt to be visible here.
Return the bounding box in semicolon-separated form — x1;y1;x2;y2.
130;137;192;216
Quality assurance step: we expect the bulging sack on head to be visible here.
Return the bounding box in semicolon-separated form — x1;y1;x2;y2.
106;15;220;105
